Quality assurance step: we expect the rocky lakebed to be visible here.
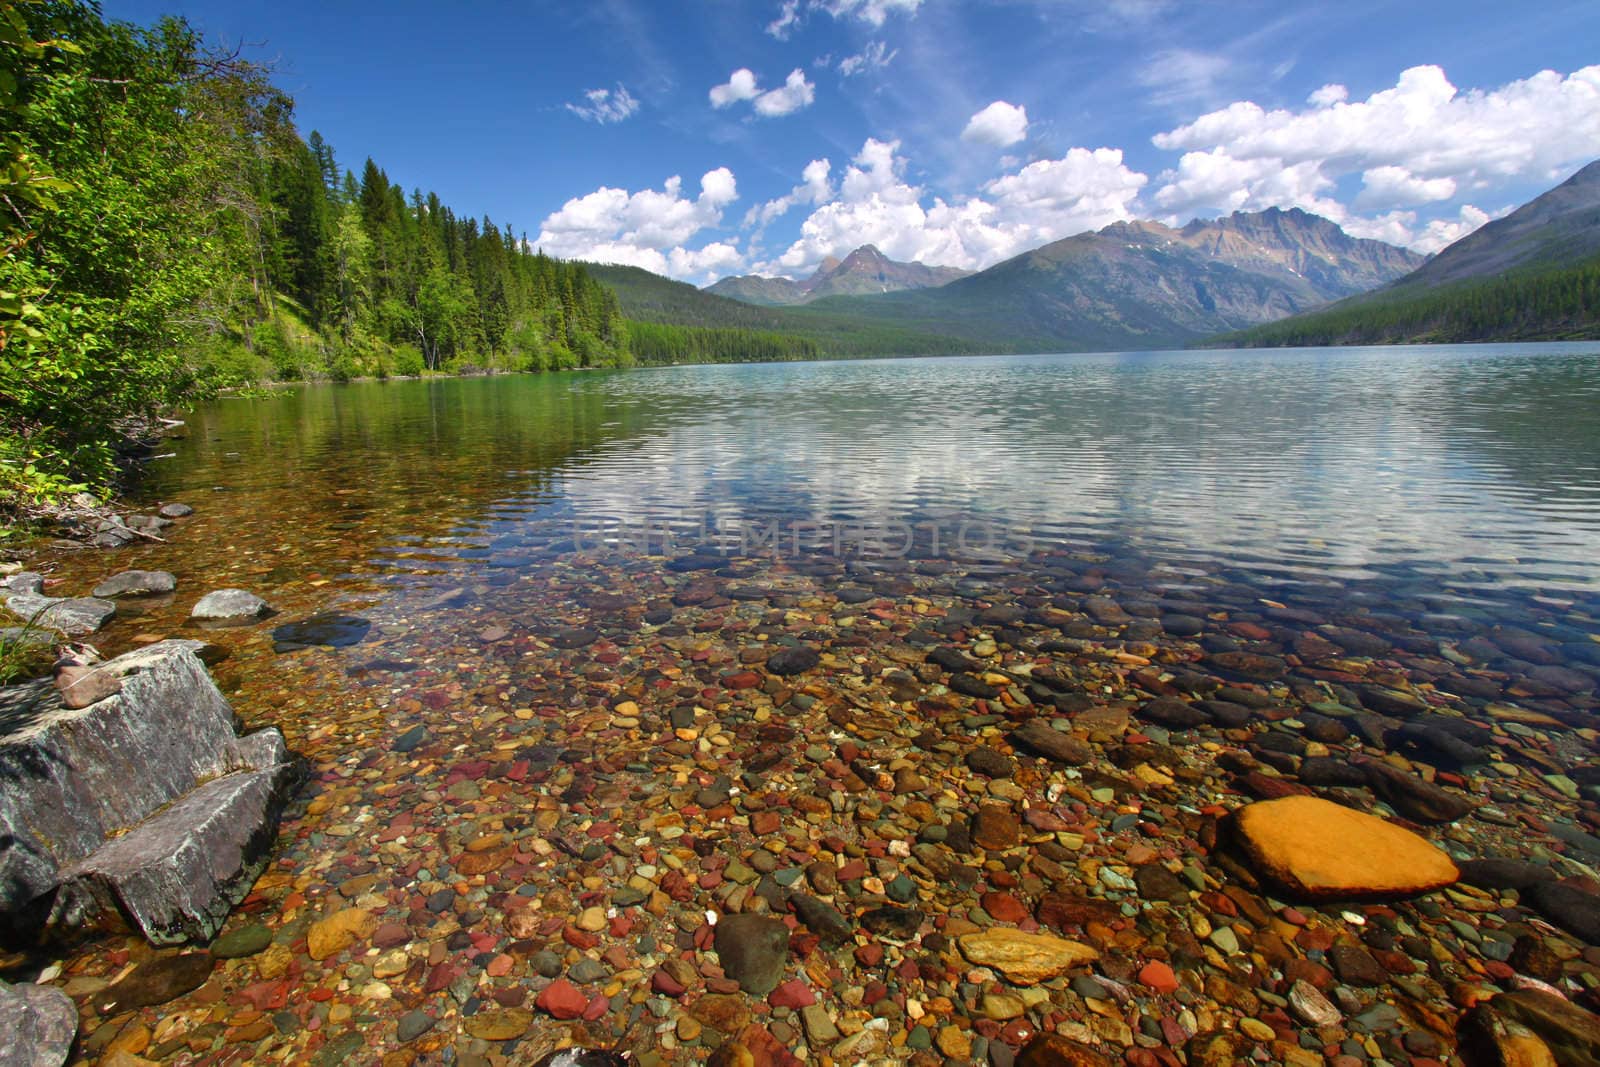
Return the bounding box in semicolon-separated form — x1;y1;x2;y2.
4;501;1600;1067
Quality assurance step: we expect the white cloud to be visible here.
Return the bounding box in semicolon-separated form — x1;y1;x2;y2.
962;101;1029;148
535;168;743;283
564;84;640;125
1356;165;1456;209
1343;204;1493;254
709;69;761;108
1308;83;1347;108
744;158;833;232
754;69;816;117
710;67;816;117
755;139;1146;277
839;40;896;77
818;0;922;26
1153;63;1600;225
1139;48;1230;107
766;0;801;38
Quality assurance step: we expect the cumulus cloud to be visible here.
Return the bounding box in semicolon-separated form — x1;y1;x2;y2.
755;69;817;117
1344;204;1494;254
709;69;761;108
710;67;816;117
564;84;640;124
1153;64;1600;216
839;40;896;77
962;101;1029;148
744;158;833;233
1356;165;1456;209
754;139;1146;277
534;168;742;282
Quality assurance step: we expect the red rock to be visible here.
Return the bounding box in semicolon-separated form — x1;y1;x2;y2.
768;979;815;1009
725;671;762;689
536;979;587;1020
855;943;885;967
981;891;1030;923
653;968;687;997
1138;961;1180;994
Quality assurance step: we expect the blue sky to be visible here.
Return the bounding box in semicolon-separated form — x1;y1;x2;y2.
103;0;1600;284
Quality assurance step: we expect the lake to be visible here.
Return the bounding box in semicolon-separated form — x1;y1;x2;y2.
27;340;1600;1064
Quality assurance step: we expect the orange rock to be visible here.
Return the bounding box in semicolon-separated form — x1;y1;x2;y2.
1233;796;1458;899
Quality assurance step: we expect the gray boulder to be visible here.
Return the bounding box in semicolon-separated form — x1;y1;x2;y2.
3;593;115;636
1;572;44;596
190;589;271;620
0;979;76;1066
92;570;177;598
0;640;302;945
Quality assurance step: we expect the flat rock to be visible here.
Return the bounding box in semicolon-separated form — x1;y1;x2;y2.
0;979;77;1067
714;913;789;995
791;894;852;946
1526;882;1600;944
1233;795;1459;900
92;570;177;598
1458;858;1557;891
98;954;214;1012
764;646;819;676
157;502;193;518
1015;1033;1114;1066
4;593;116;635
1490;989;1600;1067
210;923;273;959
1362;760;1474;823
190;589;271;620
1010;720;1091;765
272;613;371;652
957;928;1098;985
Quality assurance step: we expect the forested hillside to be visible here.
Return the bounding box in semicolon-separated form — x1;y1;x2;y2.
0;0;626;507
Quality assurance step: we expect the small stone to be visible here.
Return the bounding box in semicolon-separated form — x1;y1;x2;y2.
464;1009;533;1041
1137;961;1179;994
982;992;1027;1020
972;805;1021;850
306;908;376;961
396;1010;435;1043
1016;1033;1114;1066
765;646;820;676
1288;979;1341;1027
158;502;193;518
535;979;587;1020
99;955;214;1012
1011;720;1092;765
392;725;427;753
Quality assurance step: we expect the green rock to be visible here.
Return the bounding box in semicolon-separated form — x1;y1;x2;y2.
907;1025;932;1050
210;924;273;959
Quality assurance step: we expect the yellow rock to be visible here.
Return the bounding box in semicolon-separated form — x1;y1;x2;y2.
464;1009;533;1041
577;906;609;932
1234;796;1458;899
306;907;377;961
958;928;1099;985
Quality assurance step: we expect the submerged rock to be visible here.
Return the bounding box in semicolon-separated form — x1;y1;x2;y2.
272;612;371;652
1232;795;1459;900
957;928;1099;986
92;570;177;598
713;913;789;995
190;588;271;620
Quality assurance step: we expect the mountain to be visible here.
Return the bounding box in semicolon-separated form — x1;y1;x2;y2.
803;208;1426;351
1211;160;1600;347
1402;159;1600;287
581;262;989;359
706;244;970;306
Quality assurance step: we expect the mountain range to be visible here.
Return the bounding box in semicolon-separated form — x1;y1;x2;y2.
590;160;1599;355
1216;158;1600;347
706;244;971;305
